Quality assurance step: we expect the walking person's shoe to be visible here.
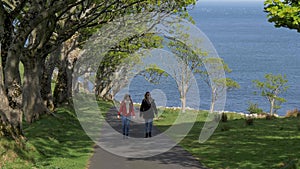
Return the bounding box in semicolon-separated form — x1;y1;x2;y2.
149;132;152;137
145;133;148;138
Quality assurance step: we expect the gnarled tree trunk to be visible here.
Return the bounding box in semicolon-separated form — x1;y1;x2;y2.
40;47;61;111
3;42;23;137
54;58;71;106
54;35;79;106
0;81;22;140
22;55;49;123
0;45;23;139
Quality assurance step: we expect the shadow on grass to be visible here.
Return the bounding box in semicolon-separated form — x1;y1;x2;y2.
155;117;300;169
22;107;91;162
0;98;114;168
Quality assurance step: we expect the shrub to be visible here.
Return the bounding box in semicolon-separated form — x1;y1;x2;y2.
266;114;276;120
228;113;234;120
221;113;228;122
245;117;254;125
247;102;263;114
286;109;300;118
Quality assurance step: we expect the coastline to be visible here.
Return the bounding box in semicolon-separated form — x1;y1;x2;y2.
129;102;283;118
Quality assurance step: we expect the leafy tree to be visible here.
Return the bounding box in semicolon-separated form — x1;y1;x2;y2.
253;73;289;116
168;35;239;112
94;33;164;100
264;0;300;32
199;58;240;113
167;37;206;112
139;20;239;113
139;64;169;85
247;102;263;114
0;0;196;140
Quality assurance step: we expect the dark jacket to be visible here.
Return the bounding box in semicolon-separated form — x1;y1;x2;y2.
140;99;157;119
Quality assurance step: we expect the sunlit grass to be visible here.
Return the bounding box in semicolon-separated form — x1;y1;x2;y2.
0;99;112;169
155;109;300;169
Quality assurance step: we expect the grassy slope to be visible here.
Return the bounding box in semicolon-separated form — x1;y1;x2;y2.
155;109;300;169
0;100;112;169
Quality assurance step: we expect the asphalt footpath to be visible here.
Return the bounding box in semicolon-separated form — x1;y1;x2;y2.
88;107;208;169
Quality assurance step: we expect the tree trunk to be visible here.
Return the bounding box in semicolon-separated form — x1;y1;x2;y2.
96;82;113;98
0;4;12;79
0;7;24;139
40;48;60;111
53;54;73;106
0;47;23;139
270;99;275;116
3;42;23;136
53;35;79;106
181;96;186;113
0;87;23;140
210;87;217;113
22;56;49;123
95;68;113;100
210;101;215;114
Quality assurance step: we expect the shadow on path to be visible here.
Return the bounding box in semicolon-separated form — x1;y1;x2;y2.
88;107;208;169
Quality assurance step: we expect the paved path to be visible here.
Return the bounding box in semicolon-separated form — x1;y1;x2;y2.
88;107;207;169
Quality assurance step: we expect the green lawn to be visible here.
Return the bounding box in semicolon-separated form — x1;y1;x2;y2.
154;109;300;169
0;99;112;169
2;102;300;169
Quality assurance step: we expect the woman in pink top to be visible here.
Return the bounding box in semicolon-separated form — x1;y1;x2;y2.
118;94;135;138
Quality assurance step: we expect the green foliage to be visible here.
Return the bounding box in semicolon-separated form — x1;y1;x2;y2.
95;33;164;98
139;64;169;84
264;0;300;32
213;77;240;90
167;29;239;112
253;73;289;115
247;102;264;114
199;58;239;91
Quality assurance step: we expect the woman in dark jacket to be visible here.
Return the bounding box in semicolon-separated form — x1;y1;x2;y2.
140;91;157;138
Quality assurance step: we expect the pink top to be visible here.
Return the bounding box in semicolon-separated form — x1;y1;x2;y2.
118;101;135;117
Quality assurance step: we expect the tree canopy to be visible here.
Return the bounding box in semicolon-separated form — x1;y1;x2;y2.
0;0;197;140
264;0;300;32
253;73;289;115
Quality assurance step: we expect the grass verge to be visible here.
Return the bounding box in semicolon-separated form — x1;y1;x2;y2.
0;99;112;169
154;109;300;169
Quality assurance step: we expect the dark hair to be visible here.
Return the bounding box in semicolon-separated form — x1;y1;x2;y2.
123;94;133;105
144;91;150;99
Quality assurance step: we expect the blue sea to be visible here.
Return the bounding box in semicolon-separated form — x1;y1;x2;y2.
122;1;300;116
